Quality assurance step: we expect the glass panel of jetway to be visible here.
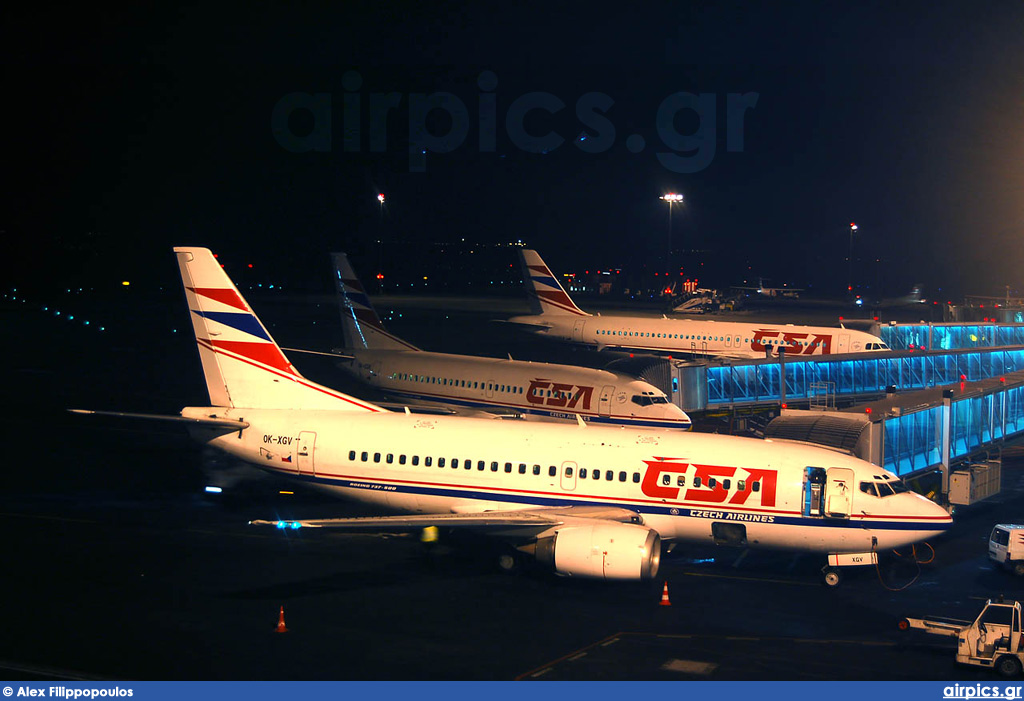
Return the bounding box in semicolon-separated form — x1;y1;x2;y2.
881;384;1024;477
882;406;942;476
881;323;1024;351
702;348;1024;409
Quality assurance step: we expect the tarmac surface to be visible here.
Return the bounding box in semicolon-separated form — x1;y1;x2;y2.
4;286;1022;681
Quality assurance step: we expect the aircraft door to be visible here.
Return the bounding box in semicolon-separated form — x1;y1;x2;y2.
485;379;496;399
838;334;850;353
560;460;578;491
824;467;854;518
599;385;614;417
572;318;586;342
296;431;316;476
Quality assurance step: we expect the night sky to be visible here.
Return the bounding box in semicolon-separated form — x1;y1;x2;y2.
5;2;1024;300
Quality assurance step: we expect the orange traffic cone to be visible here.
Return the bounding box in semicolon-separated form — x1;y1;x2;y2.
659;581;672;607
275;606;289;633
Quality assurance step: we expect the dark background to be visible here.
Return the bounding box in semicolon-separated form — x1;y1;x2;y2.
5;2;1024;300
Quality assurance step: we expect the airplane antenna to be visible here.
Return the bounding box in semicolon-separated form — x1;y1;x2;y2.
576;414;586;429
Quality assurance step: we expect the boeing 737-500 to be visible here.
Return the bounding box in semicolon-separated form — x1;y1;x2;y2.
72;247;950;585
507;250;891;359
330;252;691;430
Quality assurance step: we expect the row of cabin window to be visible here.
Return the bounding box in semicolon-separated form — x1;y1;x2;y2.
386;374;580;400
659;472;761;492
349;450;640;482
595;329;825;347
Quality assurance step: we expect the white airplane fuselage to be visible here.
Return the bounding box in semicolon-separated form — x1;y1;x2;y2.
339;348;691;430
507;313;889;359
187;406;950;554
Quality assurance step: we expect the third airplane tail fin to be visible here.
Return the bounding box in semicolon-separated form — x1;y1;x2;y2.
519;249;591;317
331;252;420;352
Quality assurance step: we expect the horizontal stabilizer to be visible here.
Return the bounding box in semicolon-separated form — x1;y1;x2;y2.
69;409;249;430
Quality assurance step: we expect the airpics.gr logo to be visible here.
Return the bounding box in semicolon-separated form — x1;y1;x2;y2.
271;70;758;173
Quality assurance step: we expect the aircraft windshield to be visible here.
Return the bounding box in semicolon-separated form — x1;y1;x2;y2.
859;479;909;497
632;394;669;406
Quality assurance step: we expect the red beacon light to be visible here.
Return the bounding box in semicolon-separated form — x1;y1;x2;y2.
865;407;872;414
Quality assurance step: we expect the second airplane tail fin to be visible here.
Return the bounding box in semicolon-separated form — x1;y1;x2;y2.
519;249;590;317
331;253;420;351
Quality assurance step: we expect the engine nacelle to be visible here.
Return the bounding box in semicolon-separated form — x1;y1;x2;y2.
535;523;661;581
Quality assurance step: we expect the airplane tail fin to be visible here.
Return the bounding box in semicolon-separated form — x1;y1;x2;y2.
519;249;590;317
175;247;383;412
331;253;420;351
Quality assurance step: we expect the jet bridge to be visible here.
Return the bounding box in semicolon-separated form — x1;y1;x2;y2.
677;347;1024;411
762;372;1023;505
648;327;1024;505
881;321;1024;352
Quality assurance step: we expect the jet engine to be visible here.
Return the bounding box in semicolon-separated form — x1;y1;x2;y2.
535;523;661;580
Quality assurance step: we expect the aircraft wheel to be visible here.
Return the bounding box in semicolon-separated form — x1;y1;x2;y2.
821;567;842;588
996;655;1022;678
1012;561;1024;577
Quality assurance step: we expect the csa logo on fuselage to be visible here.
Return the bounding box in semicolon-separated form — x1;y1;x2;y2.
527;378;594;410
641;457;778;506
750;329;832;356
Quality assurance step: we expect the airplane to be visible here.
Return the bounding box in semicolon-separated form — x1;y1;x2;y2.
855;284;928;309
72;247;952;585
507;250;892;359
329;253;691;430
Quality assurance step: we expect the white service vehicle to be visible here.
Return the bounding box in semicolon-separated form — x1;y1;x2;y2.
989;524;1024;577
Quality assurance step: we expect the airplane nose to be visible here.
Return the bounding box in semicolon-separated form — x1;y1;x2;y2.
918;493;953;523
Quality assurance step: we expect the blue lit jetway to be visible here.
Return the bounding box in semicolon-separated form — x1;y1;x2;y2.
628;341;1024;504
763;373;1024;505
880;321;1024;351
669;347;1024;412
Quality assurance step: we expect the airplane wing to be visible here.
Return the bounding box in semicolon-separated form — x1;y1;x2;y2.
252;504;643;534
68;409;249;430
374;399;524;420
492;319;554;331
280;346;355;361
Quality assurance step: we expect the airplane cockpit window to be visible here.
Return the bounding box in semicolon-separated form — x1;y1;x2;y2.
859;481;878;497
863;477;910;497
631;392;669;407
